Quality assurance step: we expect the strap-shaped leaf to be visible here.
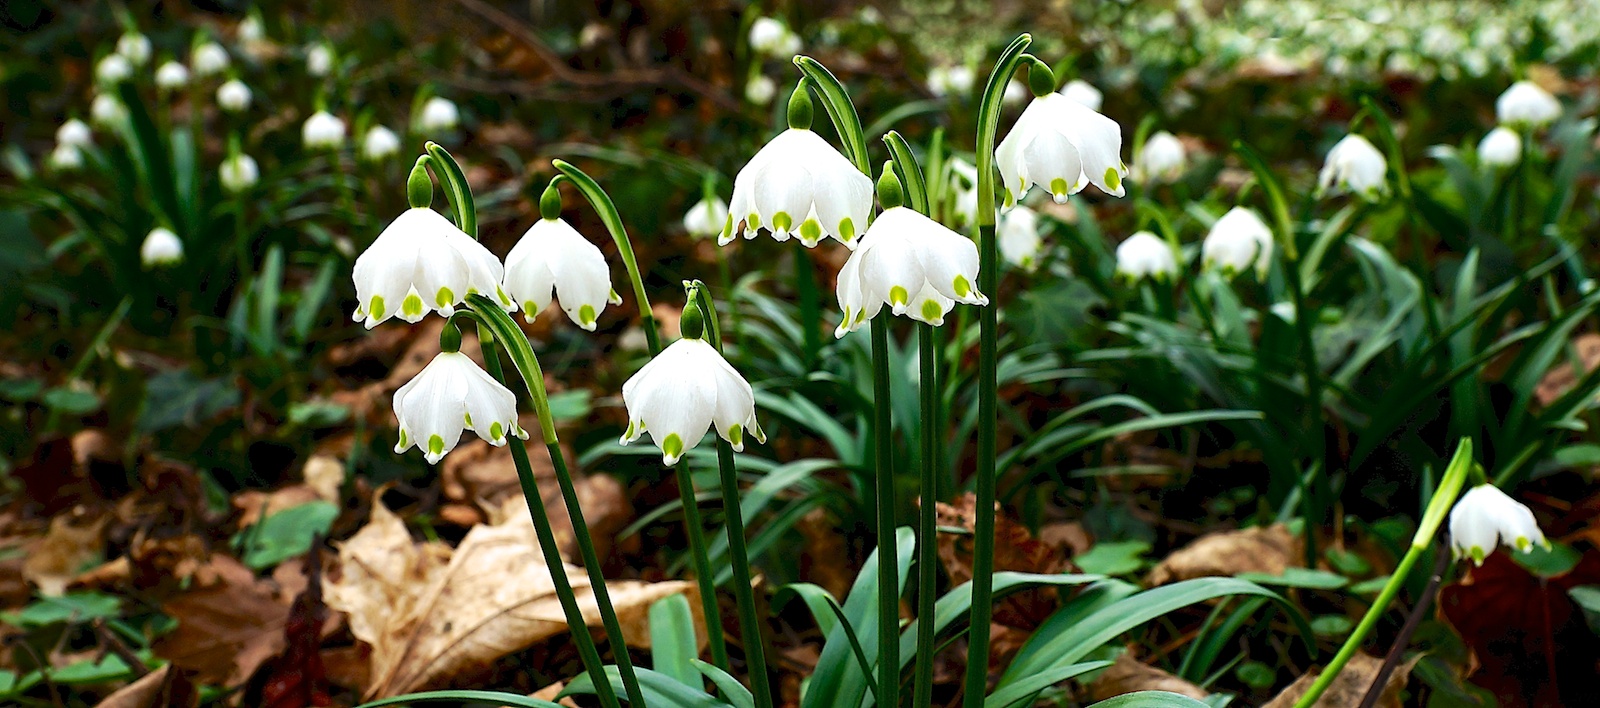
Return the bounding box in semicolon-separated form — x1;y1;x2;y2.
792;56;870;175
881;131;928;216
650;594;702;690
353;689;565;708
692;660;755;708
983;660;1113;707
563;666;729;707
424;142;475;238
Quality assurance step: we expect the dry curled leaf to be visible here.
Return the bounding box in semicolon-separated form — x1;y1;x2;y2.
1088;650;1208;702
93;664;198;708
936;493;1067;627
1147;524;1298;586
23;509;108;597
153;555;290;687
1534;333;1600;407
1263;653;1409;708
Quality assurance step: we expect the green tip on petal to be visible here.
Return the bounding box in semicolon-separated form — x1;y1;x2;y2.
800;218;822;244
397;428;409;448
1104;167;1122;192
464;412;473;426
489;420;504;441
747;212;762;230
728;424;744;448
1049;177;1070;199
837;217;856;242
435;286;455;308
402;292;425;317
889;285;910;307
1469;545;1486;564
953;275;973;298
920;299;943;322
578;304;598;328
771;211;793;234
427;434;445;457
369;295;386;320
661;433;684;463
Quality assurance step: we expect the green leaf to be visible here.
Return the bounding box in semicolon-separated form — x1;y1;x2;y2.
287;401;352;428
1236;661;1276;689
236;501;339;569
1513;542;1582;578
563;666;727;707
984;661;1112;707
547;389;594;423
1073;541;1152;576
136;369;241;434
1088;691;1214;707
649;594;702;690
802;528;914;708
692;660;754;708
1310;614;1354;638
51;652;142;683
0;377;42;401
353;689;565;708
1;592;122;628
1570;585;1600;635
1236;568;1348;590
43;386;101;414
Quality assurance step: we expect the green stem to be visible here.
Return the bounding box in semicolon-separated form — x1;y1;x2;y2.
870;316;899;708
468;296;649;708
473;322;622;708
1283;260;1325;568
795;250;821;364
964;34;1032;708
912;322;940;708
675;459;730;670
552;159;659;354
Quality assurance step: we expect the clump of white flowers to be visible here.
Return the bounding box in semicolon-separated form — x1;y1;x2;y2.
307;43;334;77
683;196;730;240
927;64;976;98
1495;80;1561;129
302;111;346;149
1202;207;1273;278
220;153;260;193
217;79;251;112
748;17;801;58
1116;231;1178;281
141;227;183;268
1317;134;1388;201
50;144;84;171
392;336;527;464
116;31;151;66
96;54;133;85
363;125;402;162
1478;126;1522;168
57;119;92;148
1449;484;1549;565
155;61;190;91
90;93;126;126
192;41;229;77
418;96;460;133
745;75;777;105
1132;131;1187;184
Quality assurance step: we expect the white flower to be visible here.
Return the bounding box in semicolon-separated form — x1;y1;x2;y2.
502;217;620;330
49;143;84;171
1133;131;1186;183
1202;207;1273;278
998;205;1043;271
1479;126;1522;167
1116;231;1178;281
362;125;402;161
1449;484;1550;565
90;93;126;126
307;44;333;77
927;65;975;98
217;79;251;112
1496;80;1561;128
1003;79;1027;105
220;154;259;193
683;197;730;240
947;158;979;228
1060;79;1103;111
995;93;1127;204
620;338;765;465
302;111;346;149
57;119;92;148
192;42;229;77
117;32;151;65
745;75;776;105
418;97;460;133
834;206;987;335
155;61;190;90
351;207;513;328
1317;134;1388;200
725;128;873;248
96;54;133;84
749;18;793;56
392;351;527;464
238;15;265;43
141;227;183;268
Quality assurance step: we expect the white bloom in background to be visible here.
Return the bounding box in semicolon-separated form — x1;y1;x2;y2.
220;154;259;193
834;206;987;334
418;97;460;133
302;111;346;149
49;143;84;171
748;17;793;56
1449;484;1550;565
351;207;510;328
1116;231;1179;281
995;93;1127;204
57;119;92;148
392;351;526;464
1133;131;1186;183
307;44;333;77
217;79;251;112
927;65;975;98
502;217;620;330
1060;79;1103;111
192;42;229;77
1003;79;1027;105
777;31;802;58
725;128;872;248
155;61;189;90
1317;134;1388;200
683;196;730;240
141;227;183;268
238;15;265;42
1479;127;1522;167
96;54;133;84
998;205;1043;270
362;125;401;161
1496;81;1561;128
745;75;776;105
90;93;126;125
1202;207;1273;278
947;158;979;228
116;32;151;65
620;338;765;465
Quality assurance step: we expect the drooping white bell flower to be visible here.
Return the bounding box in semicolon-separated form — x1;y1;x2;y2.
1495;80;1561;128
1317;134;1388;200
1202;207;1273;278
392;351;527;464
96;54;133;85
155;61;190;90
362;125;401;161
502;217;620;330
117;32;151;65
998;205;1043;271
834;206;987;335
745;75;776;105
90;93;126;126
748;17;793;56
220;154;259;193
947;158;979;228
57;119;92;148
418;97;460;133
725;129;872;248
1116;231;1178;281
238;15;265;43
1478;127;1522;168
620;338;765;465
1060;79;1103;111
49;143;84;171
217;79;251;112
1448;484;1550;565
1133;131;1186;183
302;111;346;149
927;65;975;98
306;44;333;77
192;42;229;77
351;207;511;328
141;227;183;268
995;92;1127;205
683;196;730;240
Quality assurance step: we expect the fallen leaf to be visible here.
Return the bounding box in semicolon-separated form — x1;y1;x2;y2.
528;680;580;707
1263;652;1408;708
1088;650;1209;702
93;664;199;708
235;485;324;529
1147;524;1298;586
260;549;332;708
1534;333;1600;406
485;466;633;563
936;493;1067;627
23;509;108;596
152;555;290;687
798;506;852;599
302;456;345;503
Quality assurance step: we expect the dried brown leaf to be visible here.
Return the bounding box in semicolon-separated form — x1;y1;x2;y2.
23;510;108;596
152;555;290;687
1087;651;1209;702
1263;653;1411;708
936;494;1066;627
93;664;198;708
1147;524;1298;587
1535;333;1600;407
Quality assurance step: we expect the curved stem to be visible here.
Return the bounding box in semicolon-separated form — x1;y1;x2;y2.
883;131;929;215
468;295;650;708
913;322;940;708
793;56;870;174
870;316;899;708
1357;543;1451;708
551;159;659;354
424;143;475;238
965;33;1032;708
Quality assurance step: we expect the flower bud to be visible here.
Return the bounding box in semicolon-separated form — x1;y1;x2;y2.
141;227;183;268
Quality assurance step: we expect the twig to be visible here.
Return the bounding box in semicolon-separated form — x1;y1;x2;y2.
1356;543;1451;708
92;619;151;680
